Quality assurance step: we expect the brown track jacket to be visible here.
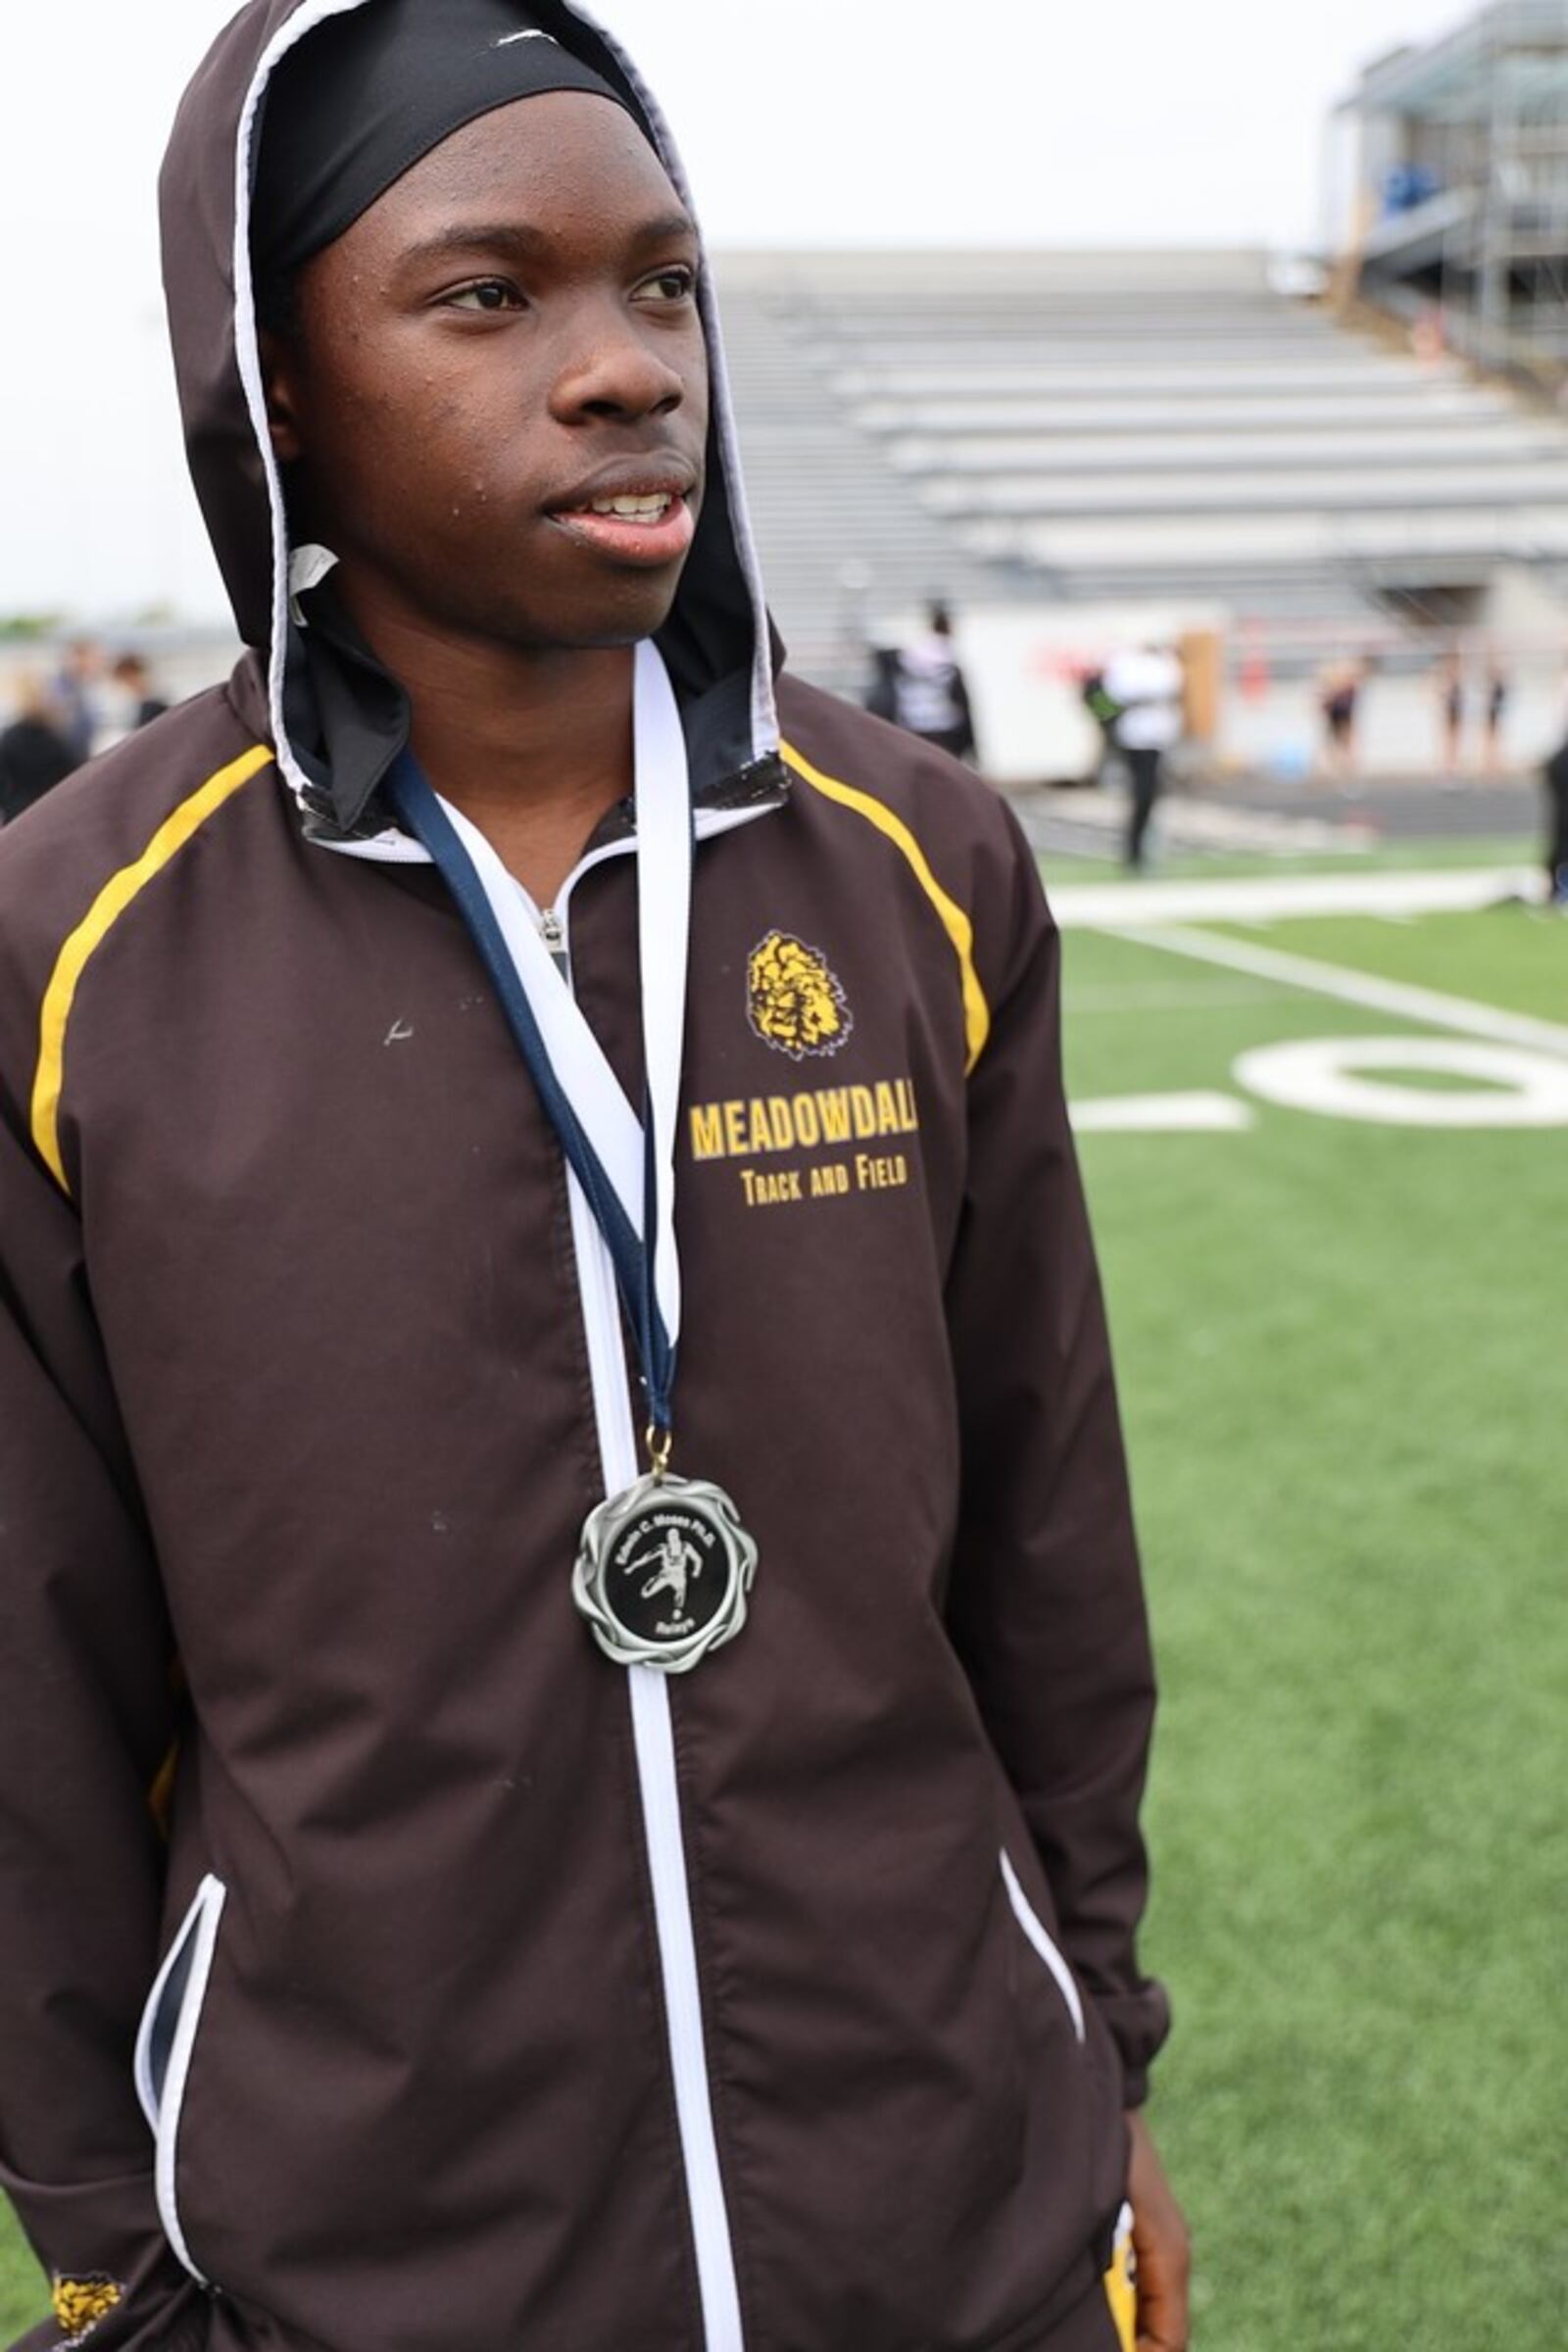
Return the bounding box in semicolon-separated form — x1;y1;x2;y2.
0;6;1168;2350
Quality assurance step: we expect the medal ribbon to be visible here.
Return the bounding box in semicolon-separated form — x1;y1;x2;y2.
384;642;691;1452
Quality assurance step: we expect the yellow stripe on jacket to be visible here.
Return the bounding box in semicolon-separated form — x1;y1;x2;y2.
778;738;991;1074
1103;2202;1138;2352
30;744;274;1195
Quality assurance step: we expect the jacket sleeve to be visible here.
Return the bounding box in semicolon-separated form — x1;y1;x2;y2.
943;811;1170;2105
0;1102;210;2352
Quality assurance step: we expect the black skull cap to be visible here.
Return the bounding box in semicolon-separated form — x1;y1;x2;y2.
252;0;639;293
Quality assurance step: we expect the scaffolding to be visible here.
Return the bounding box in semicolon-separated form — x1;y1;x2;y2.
1333;1;1568;383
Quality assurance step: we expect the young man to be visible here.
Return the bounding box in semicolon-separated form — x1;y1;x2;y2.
0;6;1187;2350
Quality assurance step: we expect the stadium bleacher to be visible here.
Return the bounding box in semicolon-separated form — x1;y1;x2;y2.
712;247;1568;694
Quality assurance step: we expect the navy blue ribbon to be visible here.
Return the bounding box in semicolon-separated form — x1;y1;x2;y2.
385;751;677;1442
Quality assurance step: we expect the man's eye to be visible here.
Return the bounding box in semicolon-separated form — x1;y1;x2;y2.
445;281;521;314
635;267;697;304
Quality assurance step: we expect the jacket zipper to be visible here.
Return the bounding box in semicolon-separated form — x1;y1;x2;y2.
546;861;747;2352
312;809;764;2347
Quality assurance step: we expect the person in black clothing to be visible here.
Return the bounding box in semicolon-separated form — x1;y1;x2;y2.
0;676;77;821
888;602;977;762
1437;649;1466;778
863;641;901;725
1484;661;1509;781
1544;736;1568;906
1317;661;1361;781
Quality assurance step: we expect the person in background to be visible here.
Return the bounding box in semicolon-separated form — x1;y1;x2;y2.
49;637;105;763
1437;648;1465;779
1104;641;1184;870
1544;733;1568;906
1483;658;1509;782
1316;659;1362;782
1078;664;1121;790
889;600;977;762
0;674;78;822
863;639;901;725
110;653;171;732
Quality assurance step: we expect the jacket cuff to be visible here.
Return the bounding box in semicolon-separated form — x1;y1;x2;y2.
10;2316;208;2352
1119;2063;1152;2112
0;2162;210;2352
1092;1977;1172;2112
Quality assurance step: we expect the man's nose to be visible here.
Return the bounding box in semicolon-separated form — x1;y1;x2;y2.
549;302;687;423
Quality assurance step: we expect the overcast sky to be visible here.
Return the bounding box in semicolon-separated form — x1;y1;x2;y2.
0;0;1472;622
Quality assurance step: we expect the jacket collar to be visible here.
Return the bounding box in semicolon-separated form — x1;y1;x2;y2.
232;603;791;852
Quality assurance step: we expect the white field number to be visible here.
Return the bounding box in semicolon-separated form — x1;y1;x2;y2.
1074;1037;1568;1133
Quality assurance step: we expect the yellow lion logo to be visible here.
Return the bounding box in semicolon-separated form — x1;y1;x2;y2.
747;932;853;1060
52;2277;123;2346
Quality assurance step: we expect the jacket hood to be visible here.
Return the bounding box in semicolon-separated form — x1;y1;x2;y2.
159;0;780;826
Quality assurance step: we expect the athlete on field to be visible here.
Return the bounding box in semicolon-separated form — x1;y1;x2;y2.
0;7;1188;2348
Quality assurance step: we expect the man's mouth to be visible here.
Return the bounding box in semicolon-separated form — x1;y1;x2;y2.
548;483;697;566
586;491;679;521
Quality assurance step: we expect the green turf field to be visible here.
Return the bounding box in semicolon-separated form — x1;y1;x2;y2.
0;2214;35;2332
2;887;1562;2349
1063;895;1564;2349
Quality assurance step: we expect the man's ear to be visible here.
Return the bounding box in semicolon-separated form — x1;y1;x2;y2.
259;329;306;466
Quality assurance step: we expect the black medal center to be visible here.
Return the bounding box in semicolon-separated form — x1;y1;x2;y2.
604;1500;730;1646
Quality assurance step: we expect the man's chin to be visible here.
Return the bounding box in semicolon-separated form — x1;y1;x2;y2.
487;580;687;655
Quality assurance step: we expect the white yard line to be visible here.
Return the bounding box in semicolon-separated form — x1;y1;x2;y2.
1019;785;1373;858
1064;981;1285;1013
1100;923;1568;1061
1051;865;1538;929
1071;1092;1255;1134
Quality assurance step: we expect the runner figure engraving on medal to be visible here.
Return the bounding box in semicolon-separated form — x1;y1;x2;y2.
573;1470;758;1673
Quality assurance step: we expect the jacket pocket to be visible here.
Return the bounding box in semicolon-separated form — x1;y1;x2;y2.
999;1850;1085;2043
133;1872;228;2286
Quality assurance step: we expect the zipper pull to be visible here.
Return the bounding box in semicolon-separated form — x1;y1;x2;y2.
538;908;564;954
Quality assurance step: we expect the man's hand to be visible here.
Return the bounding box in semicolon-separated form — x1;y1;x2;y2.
1127;2109;1191;2351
